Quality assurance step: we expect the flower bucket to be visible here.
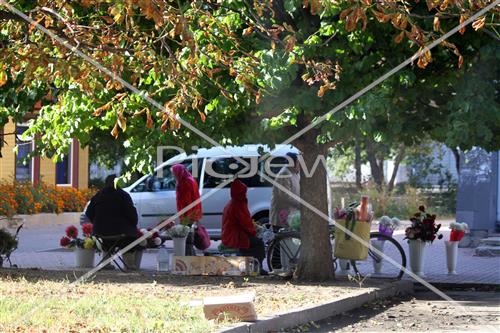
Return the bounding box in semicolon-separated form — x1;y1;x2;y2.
75;248;95;268
371;240;385;274
173;236;187;256
408;239;426;278
334;219;371;260
337;259;351;275
123;250;143;270
445;241;459;275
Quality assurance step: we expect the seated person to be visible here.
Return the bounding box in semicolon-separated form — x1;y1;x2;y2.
85;174;138;251
221;179;267;275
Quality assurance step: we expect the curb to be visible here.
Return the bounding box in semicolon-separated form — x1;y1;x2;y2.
219;280;414;333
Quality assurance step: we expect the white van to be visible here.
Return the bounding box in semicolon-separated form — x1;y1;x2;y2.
123;144;299;239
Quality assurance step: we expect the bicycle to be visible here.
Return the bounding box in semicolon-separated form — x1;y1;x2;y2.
266;225;407;280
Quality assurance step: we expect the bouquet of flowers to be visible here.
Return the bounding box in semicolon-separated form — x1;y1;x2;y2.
60;223;96;250
137;228;163;248
167;224;191;238
378;216;401;237
449;222;468;242
405;206;443;243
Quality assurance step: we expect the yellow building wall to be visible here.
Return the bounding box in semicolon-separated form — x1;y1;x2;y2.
78;146;89;189
39;156;56;185
0;121;16;181
1;119;89;188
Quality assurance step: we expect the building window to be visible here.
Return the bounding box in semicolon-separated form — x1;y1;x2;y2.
56;152;71;185
15;125;32;181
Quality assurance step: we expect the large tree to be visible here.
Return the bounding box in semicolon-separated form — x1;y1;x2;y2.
0;0;498;280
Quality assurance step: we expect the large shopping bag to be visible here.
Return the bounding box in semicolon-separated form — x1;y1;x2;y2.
334;218;371;260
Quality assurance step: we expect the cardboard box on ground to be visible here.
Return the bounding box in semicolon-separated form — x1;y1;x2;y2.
172;256;259;276
203;293;257;321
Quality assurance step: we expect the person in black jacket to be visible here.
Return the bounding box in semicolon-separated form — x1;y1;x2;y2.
85;174;138;248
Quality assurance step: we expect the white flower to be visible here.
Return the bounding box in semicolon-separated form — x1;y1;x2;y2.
140;228;148;236
391;218;401;228
168;224;190;238
140;239;147;247
379;216;392;226
450;222;468;231
153;237;162;246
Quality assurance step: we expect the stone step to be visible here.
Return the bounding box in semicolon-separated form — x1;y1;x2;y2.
478;237;500;247
474;245;500;257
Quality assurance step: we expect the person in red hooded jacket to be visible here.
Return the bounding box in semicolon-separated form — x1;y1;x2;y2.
221;179;266;274
172;164;202;255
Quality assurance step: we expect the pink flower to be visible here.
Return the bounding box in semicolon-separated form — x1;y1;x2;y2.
279;210;289;225
65;225;78;239
82;223;93;237
60;236;71;247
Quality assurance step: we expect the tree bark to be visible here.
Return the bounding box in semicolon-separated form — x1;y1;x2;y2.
387;144;406;193
354;139;362;189
294;138;334;281
365;139;384;190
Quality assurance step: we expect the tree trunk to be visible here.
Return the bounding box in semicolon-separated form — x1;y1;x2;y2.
452;147;460;174
365;139;384;190
387;144;406;193
354;139;362;189
294;140;334;281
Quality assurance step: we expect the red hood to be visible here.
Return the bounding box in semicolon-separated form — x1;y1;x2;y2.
230;180;247;201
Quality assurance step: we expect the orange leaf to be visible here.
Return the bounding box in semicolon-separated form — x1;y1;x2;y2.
310;0;321;15
117;114;127;132
93;102;112;117
394;31;405;44
101;16;114;25
472;16;485;31
285;36;296;53
458;55;464;68
255;91;262;105
198;111;206;122
340;8;353;20
110;123;119;139
243;26;253;36
318;85;326;98
459;15;467;35
371;9;391;23
161;120;168;132
433;16;440;31
146;109;153;129
0;70;7;87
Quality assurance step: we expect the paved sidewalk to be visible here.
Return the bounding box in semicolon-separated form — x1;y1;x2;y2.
5;223;500;285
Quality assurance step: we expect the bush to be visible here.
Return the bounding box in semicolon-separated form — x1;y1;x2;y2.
0;184;18;218
0;180;97;217
330;182;455;219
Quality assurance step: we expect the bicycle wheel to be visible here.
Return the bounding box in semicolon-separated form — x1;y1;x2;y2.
266;231;301;273
351;232;406;280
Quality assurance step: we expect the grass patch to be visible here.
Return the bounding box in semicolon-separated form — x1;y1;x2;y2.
0;277;211;333
0;269;386;333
